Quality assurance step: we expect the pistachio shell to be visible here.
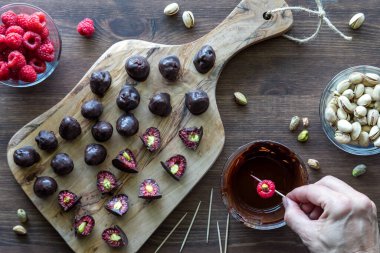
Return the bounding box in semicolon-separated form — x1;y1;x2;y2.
307;159;320;170
352;164;367;177
354;106;367;118
373;85;380;101
234;92;248;106
13;225;27;235
337;79;351;93
325;107;337;123
349;72;364;84
338;96;355;113
357;94;372;106
374;136;380;147
364;73;380;87
17;209;27;223
354;116;368;126
342;89;354;100
369;125;380;141
337;119;353;133
289;116;300;131
164;3;180;16
354;84;365;98
182;11;195;28
302;117;309;128
358;131;370;147
335;131;351;144
350;122;362;141
367;109;380;126
349;13;365;30
374;101;380;111
365;87;374;98
337;108;349;120
362;125;371;133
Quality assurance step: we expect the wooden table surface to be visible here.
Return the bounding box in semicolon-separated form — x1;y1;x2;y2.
1;0;380;252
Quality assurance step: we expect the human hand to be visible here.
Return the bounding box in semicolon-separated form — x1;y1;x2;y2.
283;175;380;253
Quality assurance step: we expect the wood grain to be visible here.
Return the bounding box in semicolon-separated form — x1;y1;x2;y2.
1;0;380;253
5;0;292;252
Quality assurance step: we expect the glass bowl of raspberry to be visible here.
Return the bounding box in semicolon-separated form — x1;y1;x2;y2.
0;3;61;87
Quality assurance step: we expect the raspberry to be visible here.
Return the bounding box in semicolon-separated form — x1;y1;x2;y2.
33;12;46;27
5;25;25;36
29;58;46;73
0;61;9;80
27;14;45;33
40;26;49;40
256;180;276;199
1;10;17;26
77;18;95;38
9;69;19;80
5;32;23;49
19;65;37;82
8;51;26;70
0;25;6;35
23;31;41;51
16;14;29;30
0;34;6;51
36;42;55;62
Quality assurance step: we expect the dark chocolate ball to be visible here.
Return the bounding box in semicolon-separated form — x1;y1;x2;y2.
116;85;140;112
59;116;82;140
125;55;150;82
116;113;139;136
92;121;113;142
13;146;40;167
158;55;181;81
193;45;216;74
84;144;107;166
148;93;172;117
33;176;58;198
35;130;58;151
185;90;210;115
51;153;74;175
81;99;103;120
90;71;112;97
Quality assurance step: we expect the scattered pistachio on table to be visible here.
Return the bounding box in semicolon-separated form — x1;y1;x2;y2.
298;129;309;143
17;209;27;223
352;164;367;177
302;117;309;128
182;11;195;28
289;116;300;131
349;13;365;30
307;159;320;170
13;225;27;235
233;92;247;106
164;3;180;16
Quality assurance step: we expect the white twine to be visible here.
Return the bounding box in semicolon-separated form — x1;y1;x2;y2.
266;0;352;43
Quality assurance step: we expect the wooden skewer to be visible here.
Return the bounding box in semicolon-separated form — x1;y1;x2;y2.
206;188;213;243
217;221;223;253
224;213;229;253
250;174;286;198
154;213;188;253
179;201;202;252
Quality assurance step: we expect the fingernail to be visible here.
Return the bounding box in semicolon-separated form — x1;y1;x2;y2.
282;197;288;208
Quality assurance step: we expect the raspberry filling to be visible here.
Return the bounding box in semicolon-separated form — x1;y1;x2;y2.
256;180;276;199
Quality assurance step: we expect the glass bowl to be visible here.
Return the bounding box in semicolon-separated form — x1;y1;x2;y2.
320;65;380;156
0;3;61;88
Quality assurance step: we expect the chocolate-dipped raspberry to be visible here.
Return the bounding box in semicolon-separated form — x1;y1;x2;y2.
51;153;74;175
138;179;162;199
58;190;81;212
193;45;216;74
116;113;139;136
148;92;172;117
158;55;181;81
105;194;129;216
35;130;58;151
84;144;107;166
185;90;209;115
161;154;187;181
81;99;103;120
74;215;95;237
33;176;57;198
116;85;140;111
102;225;128;248
112;149;138;173
13;146;40;167
90;71;112;97
91;121;113;142
125;55;150;82
178;126;203;150
140;127;161;152
59;116;82;140
97;171;119;194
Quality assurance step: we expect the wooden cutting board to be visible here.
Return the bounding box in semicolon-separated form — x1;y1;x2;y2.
7;0;292;252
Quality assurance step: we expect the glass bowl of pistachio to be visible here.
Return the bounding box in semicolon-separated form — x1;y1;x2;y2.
320;65;380;156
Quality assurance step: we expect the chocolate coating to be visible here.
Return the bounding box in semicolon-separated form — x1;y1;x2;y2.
13;146;40;167
81;99;103;120
59;116;82;140
158;55;181;81
84;144;107;166
116;85;140;112
148;93;172;117
35;130;58;151
51;153;74;175
92;121;113;142
193;45;216;74
116;113;139;136
33;176;58;198
185;90;209;115
125;55;150;82
90;71;112;97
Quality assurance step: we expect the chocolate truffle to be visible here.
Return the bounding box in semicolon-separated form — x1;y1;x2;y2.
51;153;74;175
13;146;40;167
81;99;103;120
158;55;181;81
193;45;216;74
35;130;58;151
84;144;107;165
59;116;82;140
92;121;113;142
116;85;140;112
33;176;58;198
148;93;172;117
185;90;209;115
116;113;139;137
125;55;150;82
90;71;112;97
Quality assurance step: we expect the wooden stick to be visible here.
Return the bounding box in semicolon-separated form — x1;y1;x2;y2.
179;201;202;252
154;213;188;253
224;213;229;253
250;174;286;198
206;188;213;243
217;221;223;253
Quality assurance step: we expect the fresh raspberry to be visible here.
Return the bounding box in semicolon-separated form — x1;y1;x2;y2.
256;180;276;199
0;61;9;80
0;25;6;35
1;10;17;26
29;58;46;73
9;69;19;80
23;31;41;51
36;42;55;62
0;34;6;51
5;25;25;36
7;51;26;70
77;18;95;38
19;65;37;82
41;38;52;45
16;13;29;29
40;26;49;40
5;32;23;49
27;14;45;33
1;48;12;60
33;12;46;27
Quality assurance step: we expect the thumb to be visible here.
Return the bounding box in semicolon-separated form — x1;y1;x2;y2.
283;197;313;235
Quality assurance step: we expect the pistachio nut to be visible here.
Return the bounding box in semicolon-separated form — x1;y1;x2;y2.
307;159;320;170
337;108;350;121
369;125;380;140
362;125;371;133
164;3;180;16
297;130;309;143
349;139;359;146
349;72;364;84
357;94;372;106
325;107;337;123
342;89;354;100
17;209;27;223
349;13;365;30
374;136;380;147
354;106;367;118
350;122;362;141
354;116;368;126
374;101;380;111
372;85;380;101
364;73;380;87
328;97;339;110
289;116;301;131
337;79;351;93
182;11;195;28
378;117;380;128
335;131;351;144
13;225;27;235
367;109;380;126
365;87;374;98
338;96;355;113
234;92;248;106
352;164;367;177
302;117;309;128
337;119;353;133
358;131;370;147
354;83;365;98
